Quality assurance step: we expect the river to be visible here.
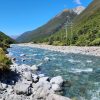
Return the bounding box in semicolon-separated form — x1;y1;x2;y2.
8;44;100;100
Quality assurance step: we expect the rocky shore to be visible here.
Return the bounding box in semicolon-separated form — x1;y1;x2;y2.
18;43;100;57
0;58;71;100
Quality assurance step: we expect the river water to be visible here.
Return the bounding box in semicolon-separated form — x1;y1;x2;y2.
8;44;100;100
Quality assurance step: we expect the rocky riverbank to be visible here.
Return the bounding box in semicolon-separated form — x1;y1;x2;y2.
0;57;71;100
18;43;100;57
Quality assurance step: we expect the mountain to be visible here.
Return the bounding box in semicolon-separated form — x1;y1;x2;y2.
71;0;100;46
73;6;85;15
16;9;77;43
0;31;15;51
41;0;100;46
11;35;19;39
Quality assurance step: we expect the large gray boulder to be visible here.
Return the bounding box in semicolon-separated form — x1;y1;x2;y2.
14;83;32;95
32;81;53;99
50;76;64;86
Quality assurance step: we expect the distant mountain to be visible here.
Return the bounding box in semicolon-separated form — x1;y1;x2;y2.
16;9;77;43
0;31;15;51
11;35;20;39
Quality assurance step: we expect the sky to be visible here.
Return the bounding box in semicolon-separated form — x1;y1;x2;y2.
0;0;93;36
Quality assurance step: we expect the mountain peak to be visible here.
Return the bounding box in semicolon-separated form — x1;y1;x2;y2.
73;6;85;14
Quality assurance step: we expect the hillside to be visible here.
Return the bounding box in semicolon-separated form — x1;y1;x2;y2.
0;31;14;71
0;31;15;51
16;9;77;43
44;0;100;46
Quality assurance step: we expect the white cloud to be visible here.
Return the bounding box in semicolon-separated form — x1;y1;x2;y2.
74;0;82;5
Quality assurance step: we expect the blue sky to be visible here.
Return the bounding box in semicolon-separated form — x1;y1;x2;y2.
0;0;92;36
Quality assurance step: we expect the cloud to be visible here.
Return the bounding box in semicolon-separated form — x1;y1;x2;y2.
74;0;82;5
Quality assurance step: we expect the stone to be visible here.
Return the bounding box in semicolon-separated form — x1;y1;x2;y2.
12;57;16;61
39;77;50;82
33;81;52;92
32;74;39;83
38;74;45;78
14;83;32;95
22;79;32;86
32;81;52;100
0;83;7;91
20;54;26;57
31;65;39;72
23;72;32;81
44;57;50;61
51;84;62;92
16;64;31;73
50;76;64;86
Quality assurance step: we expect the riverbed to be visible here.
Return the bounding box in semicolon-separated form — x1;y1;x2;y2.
8;44;100;100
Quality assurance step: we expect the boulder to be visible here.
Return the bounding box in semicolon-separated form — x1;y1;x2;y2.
16;64;31;73
44;57;50;61
14;83;32;95
38;74;45;78
22;79;32;86
33;81;52;92
39;77;50;82
32;74;39;83
23;72;32;81
31;65;39;72
50;76;64;86
0;83;7;91
51;84;62;92
32;81;53;99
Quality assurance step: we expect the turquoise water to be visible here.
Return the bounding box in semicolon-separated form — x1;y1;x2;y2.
8;45;100;100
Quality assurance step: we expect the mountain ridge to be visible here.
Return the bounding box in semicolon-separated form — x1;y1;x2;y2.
16;5;86;43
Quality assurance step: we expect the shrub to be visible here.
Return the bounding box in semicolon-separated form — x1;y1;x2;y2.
0;48;11;71
90;38;100;46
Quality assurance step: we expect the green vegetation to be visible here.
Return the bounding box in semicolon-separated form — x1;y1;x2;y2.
0;31;15;52
0;31;14;71
0;48;12;71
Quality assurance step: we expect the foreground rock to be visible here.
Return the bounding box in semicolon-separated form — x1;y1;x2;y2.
14;82;32;95
0;61;71;100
